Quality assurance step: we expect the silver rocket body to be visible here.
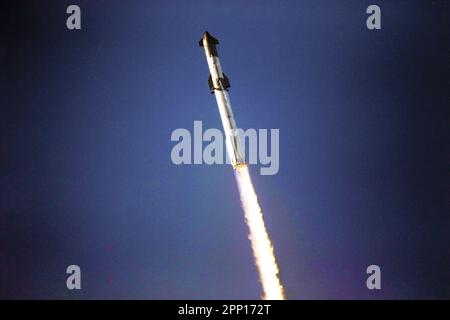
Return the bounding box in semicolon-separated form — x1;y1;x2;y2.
199;32;245;169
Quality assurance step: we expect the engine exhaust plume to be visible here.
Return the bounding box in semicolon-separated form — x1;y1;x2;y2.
235;165;285;300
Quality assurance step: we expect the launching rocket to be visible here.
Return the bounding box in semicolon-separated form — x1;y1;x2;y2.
199;31;246;169
199;32;285;299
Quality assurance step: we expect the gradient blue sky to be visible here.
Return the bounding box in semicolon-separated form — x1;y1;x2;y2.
1;0;448;299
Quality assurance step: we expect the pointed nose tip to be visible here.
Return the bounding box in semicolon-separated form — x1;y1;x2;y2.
199;31;207;47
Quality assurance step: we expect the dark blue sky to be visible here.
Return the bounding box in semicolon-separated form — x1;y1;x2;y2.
1;1;448;299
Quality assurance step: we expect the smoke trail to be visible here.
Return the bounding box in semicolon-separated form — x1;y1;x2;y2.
234;164;285;300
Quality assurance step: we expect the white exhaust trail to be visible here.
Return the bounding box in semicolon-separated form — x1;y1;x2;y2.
235;165;285;300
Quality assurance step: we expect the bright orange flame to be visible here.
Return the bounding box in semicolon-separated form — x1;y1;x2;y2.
235;165;285;300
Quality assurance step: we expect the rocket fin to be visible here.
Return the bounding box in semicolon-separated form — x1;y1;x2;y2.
208;74;230;92
208;75;214;93
221;73;230;90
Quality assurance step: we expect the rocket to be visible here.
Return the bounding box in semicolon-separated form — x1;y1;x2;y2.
199;31;246;169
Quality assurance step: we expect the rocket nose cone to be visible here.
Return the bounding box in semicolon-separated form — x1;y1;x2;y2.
199;31;219;47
